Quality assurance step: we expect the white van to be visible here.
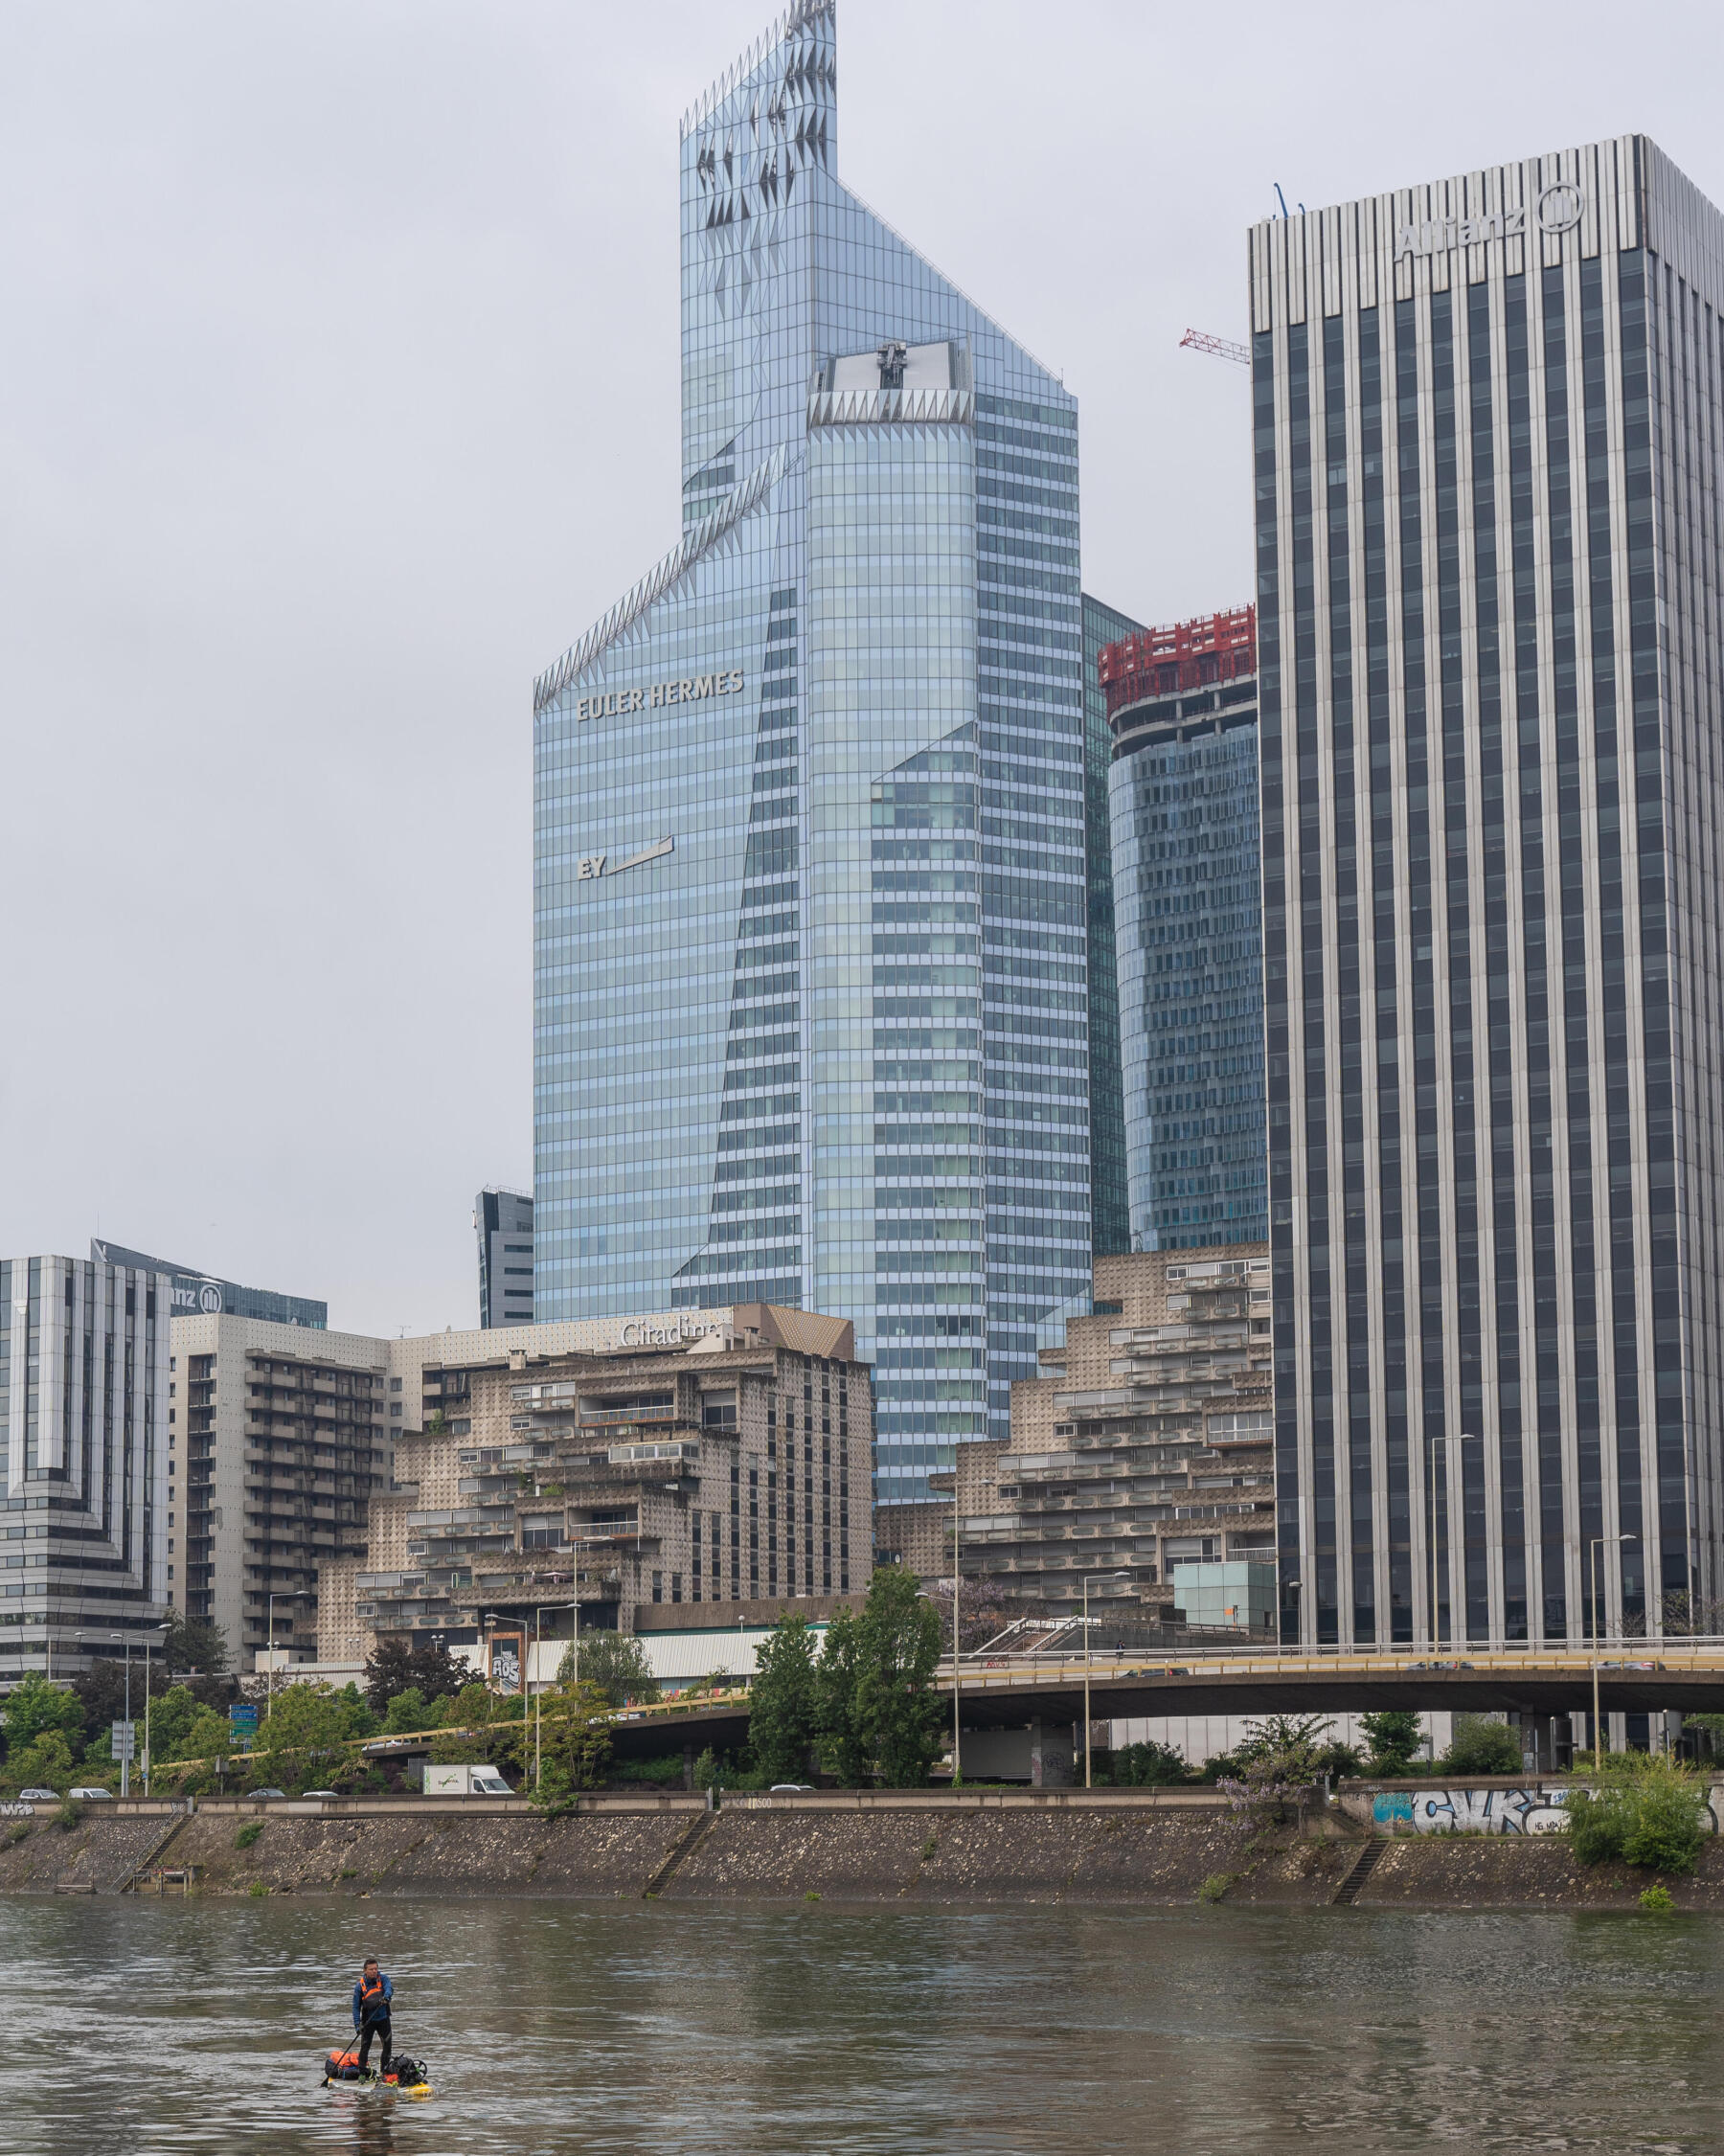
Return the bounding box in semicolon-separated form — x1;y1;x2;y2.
422;1764;513;1798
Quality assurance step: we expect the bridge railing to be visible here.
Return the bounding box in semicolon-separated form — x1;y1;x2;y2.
936;1640;1724;1686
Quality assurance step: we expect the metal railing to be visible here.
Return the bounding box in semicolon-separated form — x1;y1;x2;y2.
932;1639;1724;1686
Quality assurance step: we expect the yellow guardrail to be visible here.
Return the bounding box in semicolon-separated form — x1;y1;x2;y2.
938;1646;1724;1690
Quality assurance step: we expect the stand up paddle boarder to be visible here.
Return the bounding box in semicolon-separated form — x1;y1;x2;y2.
352;1959;394;2077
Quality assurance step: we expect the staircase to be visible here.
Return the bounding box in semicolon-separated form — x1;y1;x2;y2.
642;1809;718;1899
1331;1838;1386;1905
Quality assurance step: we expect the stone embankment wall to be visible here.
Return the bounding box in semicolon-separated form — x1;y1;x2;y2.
1336;1774;1724;1837
4;1788;1723;1906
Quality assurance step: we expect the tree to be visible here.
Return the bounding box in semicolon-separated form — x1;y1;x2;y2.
555;1629;660;1706
5;1728;77;1792
163;1610;229;1678
1203;1713;1347;1784
364;1636;468;1715
814;1604;869;1786
749;1612;820;1785
381;1688;430;1736
143;1685;206;1764
438;1679;497;1728
1361;1710;1424;1777
1440;1714;1523;1776
4;1672;85;1757
254;1680;375;1789
852;1567;944;1788
1108;1739;1193;1787
531;1679;614;1814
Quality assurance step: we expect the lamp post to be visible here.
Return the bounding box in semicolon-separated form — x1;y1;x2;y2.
1081;1572;1129;1788
951;1477;963;1787
265;1590;310;1714
1420;1433;1485;1649
530;1602;562;1791
77;1627;163;1799
141;1623;167;1796
1589;1532;1639;1771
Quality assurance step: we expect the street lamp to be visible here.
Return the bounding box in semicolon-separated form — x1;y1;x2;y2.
1081;1572;1130;1789
1589;1532;1639;1771
530;1602;564;1791
77;1626;164;1800
265;1591;310;1713
141;1623;168;1796
1431;1431;1491;1646
951;1483;964;1788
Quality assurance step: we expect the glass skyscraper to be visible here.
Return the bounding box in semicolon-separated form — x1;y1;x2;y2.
1255;138;1724;1645
533;0;1090;1500
1081;593;1146;1259
1102;610;1266;1251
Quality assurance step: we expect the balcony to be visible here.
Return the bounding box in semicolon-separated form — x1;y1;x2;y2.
578;1403;676;1430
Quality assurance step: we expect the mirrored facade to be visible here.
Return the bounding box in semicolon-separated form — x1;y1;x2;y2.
533;1;1089;1500
1103;611;1266;1251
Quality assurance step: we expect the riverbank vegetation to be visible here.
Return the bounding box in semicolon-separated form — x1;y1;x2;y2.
1566;1753;1711;1874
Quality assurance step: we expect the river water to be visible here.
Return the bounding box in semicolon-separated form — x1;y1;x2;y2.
3;1895;1721;2154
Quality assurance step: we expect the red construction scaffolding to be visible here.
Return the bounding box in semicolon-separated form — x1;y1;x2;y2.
1097;604;1257;718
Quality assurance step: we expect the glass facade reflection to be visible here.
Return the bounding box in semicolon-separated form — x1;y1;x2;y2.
1104;614;1265;1251
1081;593;1145;1258
533;0;1089;1499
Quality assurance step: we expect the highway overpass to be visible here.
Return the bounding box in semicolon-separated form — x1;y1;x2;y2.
598;1645;1724;1759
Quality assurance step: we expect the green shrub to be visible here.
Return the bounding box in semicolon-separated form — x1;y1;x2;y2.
55;1799;81;1832
1566;1755;1708;1875
1439;1715;1524;1776
1360;1710;1424;1777
6;1822;32;1847
235;1822;263;1850
1641;1884;1676;1914
1197;1872;1234;1904
613;1755;687;1786
247;1879;267;1897
1110;1739;1195;1786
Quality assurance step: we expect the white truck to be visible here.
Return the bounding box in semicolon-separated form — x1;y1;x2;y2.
422;1763;514;1798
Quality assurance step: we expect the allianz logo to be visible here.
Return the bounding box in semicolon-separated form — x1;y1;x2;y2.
1395;183;1584;261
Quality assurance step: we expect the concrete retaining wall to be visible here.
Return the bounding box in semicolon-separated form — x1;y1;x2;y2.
1336;1775;1724;1836
6;1788;1724;1905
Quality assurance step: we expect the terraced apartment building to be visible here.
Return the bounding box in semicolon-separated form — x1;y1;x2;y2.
918;1247;1274;1617
317;1304;873;1671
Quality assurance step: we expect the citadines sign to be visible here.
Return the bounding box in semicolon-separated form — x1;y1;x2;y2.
577;670;745;722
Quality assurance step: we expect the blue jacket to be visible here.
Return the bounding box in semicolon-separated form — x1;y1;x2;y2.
352;1973;393;2029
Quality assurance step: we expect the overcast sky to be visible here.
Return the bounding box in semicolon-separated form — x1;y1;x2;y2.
2;0;1718;1335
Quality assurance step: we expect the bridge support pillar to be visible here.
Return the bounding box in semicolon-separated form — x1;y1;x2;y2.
1030;1718;1044;1789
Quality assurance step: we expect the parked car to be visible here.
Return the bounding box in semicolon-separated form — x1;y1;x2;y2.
301;1789;342;1800
16;1787;58;1802
769;1783;814;1794
249;1787;289;1801
67;1787;114;1802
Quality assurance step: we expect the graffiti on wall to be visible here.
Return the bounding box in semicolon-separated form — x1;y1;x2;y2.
1372;1787;1573;1835
1372;1783;1722;1836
